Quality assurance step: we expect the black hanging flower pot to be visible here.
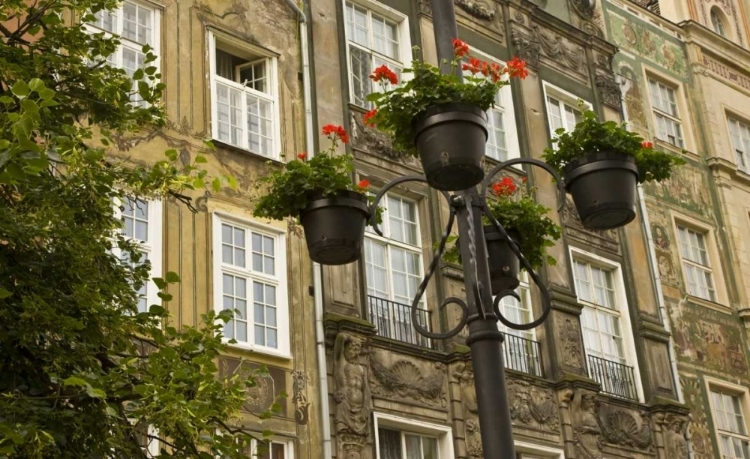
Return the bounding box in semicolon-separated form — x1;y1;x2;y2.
563;151;640;231
300;190;370;265
413;102;488;191
484;225;520;294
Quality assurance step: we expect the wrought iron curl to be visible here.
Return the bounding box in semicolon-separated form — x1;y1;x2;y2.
367;176;468;340
481;158;566;331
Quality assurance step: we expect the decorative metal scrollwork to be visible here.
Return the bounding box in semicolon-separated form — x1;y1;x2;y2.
367;158;567;337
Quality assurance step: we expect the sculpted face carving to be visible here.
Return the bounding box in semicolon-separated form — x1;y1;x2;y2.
334;333;372;459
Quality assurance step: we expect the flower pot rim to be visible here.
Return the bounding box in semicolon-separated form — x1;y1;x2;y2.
483;224;520;242
562;151;639;189
301;189;370;216
413;102;488;135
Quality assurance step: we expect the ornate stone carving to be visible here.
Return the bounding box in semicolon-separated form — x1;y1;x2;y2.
534;26;585;75
595;73;622;109
454;362;482;459
568;0;596;19
512;11;525;24
218;358;278;414
292;370;310;425
455;0;495;20
350;111;411;162
557;316;585;370
572;390;602;459
561;197;620;253
598;406;653;450
334;332;372;459
507;379;561;432
370;353;447;406
663;414;689;458
511;29;541;68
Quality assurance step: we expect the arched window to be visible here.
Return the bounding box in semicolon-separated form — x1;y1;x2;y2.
711;7;728;37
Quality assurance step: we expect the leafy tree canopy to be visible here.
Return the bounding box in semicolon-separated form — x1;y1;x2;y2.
0;0;279;457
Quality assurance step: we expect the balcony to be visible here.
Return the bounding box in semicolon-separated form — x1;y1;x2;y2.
501;332;543;377
588;355;638;400
368;295;432;348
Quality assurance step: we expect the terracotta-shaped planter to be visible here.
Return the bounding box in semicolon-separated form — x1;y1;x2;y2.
563;151;639;231
413;102;487;191
484;225;520;294
300;190;370;265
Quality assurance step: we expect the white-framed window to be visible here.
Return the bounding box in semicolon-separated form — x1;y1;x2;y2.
464;49;520;162
374;413;454;459
710;388;750;459
246;439;291;459
212;213;289;357
729;117;750;173
514;441;565;459
542;83;591;138
496;275;540;375
676;225;717;302
208;31;280;159
89;0;160;106
648;78;684;148
130;421;160;457
114;197;163;314
711;7;728;37
344;0;411;107
365;194;428;346
571;249;642;401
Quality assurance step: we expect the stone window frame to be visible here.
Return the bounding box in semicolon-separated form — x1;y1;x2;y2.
726;113;750;174
705;376;750;459
247;438;294;458
462;48;521;162
113;197;163;315
342;0;413;108
207;29;281;159
568;246;645;403
541;81;592;139
211;211;291;359
642;67;695;154
710;6;732;40
515;440;565;458
373;412;454;459
670;213;731;312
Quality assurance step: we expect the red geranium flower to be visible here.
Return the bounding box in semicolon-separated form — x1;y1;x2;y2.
370;65;398;85
641;140;654;148
322;124;349;144
491;177;517;196
363;109;378;127
357;179;370;189
297;152;307;160
452;38;470;58
462;57;482;75
489;62;502;82
506;57;529;79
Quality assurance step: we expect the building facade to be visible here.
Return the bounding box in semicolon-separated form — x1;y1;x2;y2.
601;0;750;457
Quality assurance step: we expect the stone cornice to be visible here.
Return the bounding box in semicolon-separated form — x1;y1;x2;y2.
680;20;750;66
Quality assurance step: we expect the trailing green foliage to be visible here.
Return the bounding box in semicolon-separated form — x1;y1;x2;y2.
442;177;561;270
0;1;281;457
543;108;684;183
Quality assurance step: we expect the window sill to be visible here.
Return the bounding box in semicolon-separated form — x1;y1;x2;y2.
223;340;292;360
654;139;689;157
685;294;732;314
212;139;284;166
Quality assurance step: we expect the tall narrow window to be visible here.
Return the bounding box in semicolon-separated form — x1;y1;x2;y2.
676;225;716;302
729;118;750;173
212;215;288;355
365;194;429;346
209;33;279;158
90;1;160;106
117;197;162;314
711;389;750;459
711;7;728;37
648;79;684;148
344;2;406;107
573;257;638;400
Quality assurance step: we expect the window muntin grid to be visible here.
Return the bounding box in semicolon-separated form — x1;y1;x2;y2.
712;390;750;459
547;96;581;134
345;2;403;107
91;1;157;107
648;79;684;148
677;226;716;302
711;8;728;37
573;259;626;364
729;118;750;173
120;197;158;313
218;222;281;349
377;428;440;459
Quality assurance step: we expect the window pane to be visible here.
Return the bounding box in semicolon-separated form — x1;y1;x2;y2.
405;435;422;459
378;429;402;459
350;46;372;107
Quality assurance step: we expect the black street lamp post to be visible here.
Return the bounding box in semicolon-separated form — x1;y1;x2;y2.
366;1;568;457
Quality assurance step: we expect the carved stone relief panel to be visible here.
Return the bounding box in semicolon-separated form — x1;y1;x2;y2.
292;370;311;425
454;0;505;42
218;357;286;415
561;197;621;254
597;403;654;451
654;413;689;459
452;362;482;459
680;376;715;459
595;72;622;110
506;379;561;433
369;350;447;408
645;340;677;396
333;332;373;459
571;389;602;459
555;313;586;374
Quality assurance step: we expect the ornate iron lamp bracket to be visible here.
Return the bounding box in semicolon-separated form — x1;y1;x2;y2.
366;158;567;339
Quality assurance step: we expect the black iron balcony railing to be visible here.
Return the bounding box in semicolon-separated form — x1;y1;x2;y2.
501;331;542;377
588;355;638;400
368;295;432;348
